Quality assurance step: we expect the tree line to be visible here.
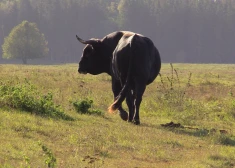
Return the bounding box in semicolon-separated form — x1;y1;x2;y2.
0;0;235;64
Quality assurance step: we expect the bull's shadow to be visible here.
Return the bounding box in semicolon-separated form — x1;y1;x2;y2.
166;128;210;137
160;125;235;146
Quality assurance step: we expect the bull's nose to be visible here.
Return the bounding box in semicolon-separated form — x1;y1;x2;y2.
78;67;82;73
78;68;87;74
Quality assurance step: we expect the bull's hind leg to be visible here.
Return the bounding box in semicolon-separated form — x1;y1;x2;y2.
126;89;135;122
133;82;146;125
117;106;128;121
112;78;128;121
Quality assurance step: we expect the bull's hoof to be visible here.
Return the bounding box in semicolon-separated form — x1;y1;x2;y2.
132;120;140;125
119;111;128;121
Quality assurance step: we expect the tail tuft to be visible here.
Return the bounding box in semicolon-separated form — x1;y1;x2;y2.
108;102;119;113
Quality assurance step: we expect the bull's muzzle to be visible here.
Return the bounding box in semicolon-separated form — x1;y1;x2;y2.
78;68;87;74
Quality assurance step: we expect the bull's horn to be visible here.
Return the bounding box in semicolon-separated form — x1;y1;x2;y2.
76;35;98;45
76;35;87;44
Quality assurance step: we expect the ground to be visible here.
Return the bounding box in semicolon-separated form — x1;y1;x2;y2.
0;63;234;167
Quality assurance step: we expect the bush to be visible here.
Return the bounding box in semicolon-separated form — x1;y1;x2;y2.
0;81;73;120
73;99;103;116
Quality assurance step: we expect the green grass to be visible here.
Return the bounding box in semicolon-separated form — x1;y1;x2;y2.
0;63;235;167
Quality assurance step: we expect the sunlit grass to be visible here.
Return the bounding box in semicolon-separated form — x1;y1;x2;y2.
0;63;235;167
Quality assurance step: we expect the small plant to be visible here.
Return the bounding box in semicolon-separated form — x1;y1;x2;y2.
23;155;31;168
73;99;104;116
40;144;56;168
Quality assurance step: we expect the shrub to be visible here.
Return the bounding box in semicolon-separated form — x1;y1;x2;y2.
0;81;73;120
73;99;104;116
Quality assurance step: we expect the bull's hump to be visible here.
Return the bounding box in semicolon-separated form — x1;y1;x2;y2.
101;31;144;50
121;31;144;37
103;31;143;42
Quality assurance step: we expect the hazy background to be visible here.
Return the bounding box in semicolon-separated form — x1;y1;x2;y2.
0;0;234;64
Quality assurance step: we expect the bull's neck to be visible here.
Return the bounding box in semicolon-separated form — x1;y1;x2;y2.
101;35;123;75
102;46;113;76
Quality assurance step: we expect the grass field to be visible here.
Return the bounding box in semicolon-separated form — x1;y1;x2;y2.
0;63;235;168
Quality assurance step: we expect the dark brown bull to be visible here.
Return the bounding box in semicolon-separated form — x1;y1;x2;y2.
76;31;161;125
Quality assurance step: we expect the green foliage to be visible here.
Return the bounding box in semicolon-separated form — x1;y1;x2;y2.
73;99;104;116
0;81;73;120
2;20;48;64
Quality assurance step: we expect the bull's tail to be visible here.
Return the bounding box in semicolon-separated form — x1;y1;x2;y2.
108;34;136;113
108;82;130;113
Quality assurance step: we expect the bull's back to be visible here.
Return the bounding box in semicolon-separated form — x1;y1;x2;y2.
107;31;161;84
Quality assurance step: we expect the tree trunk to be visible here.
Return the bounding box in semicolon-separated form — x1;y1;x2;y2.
22;58;27;64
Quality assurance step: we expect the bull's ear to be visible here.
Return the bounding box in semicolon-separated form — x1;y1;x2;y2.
76;35;100;46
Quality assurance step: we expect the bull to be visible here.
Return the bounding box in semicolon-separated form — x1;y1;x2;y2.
76;31;161;125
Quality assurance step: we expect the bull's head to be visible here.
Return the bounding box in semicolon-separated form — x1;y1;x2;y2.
76;35;106;75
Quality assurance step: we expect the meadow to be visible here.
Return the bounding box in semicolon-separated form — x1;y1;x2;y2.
0;63;235;168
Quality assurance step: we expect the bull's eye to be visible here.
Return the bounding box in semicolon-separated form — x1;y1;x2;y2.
86;48;92;53
85;46;93;54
